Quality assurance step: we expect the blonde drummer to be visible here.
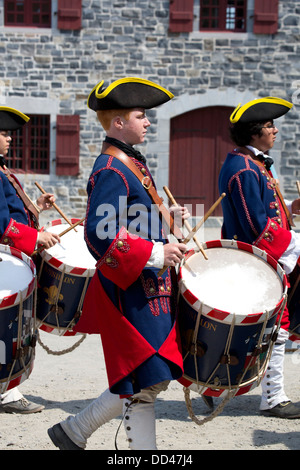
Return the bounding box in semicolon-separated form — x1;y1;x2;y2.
0;107;60;414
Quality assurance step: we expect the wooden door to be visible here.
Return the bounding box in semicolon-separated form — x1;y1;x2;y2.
169;106;234;216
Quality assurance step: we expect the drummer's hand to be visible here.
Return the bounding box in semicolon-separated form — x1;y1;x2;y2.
292;198;300;215
37;231;60;249
170;204;190;225
36;193;56;212
163;242;187;267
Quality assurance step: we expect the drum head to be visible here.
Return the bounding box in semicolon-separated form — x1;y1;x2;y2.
180;243;284;318
41;219;95;274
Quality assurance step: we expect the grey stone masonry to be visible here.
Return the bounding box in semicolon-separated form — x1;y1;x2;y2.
0;0;300;225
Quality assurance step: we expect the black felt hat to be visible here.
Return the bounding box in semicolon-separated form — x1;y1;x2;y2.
230;97;292;124
0;106;30;130
87;77;174;111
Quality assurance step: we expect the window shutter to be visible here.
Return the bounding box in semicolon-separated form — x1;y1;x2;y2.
169;0;194;33
253;0;279;35
57;0;82;30
56;115;80;176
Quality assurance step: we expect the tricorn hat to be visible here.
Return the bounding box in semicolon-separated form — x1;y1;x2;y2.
230;97;293;124
0;106;30;130
87;77;174;111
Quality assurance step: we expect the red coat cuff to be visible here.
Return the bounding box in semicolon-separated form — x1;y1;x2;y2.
0;219;38;256
254;218;291;261
96;226;154;290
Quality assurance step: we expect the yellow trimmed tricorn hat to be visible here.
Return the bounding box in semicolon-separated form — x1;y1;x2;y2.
230;97;293;124
0;106;30;130
87;77;174;111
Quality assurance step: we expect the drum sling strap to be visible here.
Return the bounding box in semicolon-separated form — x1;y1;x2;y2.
238;147;293;229
0;161;40;229
101;142;183;240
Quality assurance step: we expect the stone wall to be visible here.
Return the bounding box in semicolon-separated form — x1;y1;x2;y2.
0;0;300;224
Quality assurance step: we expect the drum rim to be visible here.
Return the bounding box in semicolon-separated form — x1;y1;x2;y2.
39;218;96;276
179;239;288;325
0;244;36;309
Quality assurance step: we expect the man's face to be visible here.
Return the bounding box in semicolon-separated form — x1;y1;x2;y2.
119;108;151;146
250;120;278;152
0;130;12;156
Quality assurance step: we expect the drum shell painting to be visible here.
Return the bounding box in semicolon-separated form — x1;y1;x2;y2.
36;260;93;335
178;240;288;396
179;296;277;390
36;219;95;336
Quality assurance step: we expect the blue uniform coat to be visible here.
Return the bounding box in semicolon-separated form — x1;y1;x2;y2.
74;151;183;396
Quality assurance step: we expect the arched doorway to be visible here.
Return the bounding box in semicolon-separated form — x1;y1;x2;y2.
169;106;234;216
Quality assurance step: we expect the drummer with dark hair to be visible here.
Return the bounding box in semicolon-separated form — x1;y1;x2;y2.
219;97;300;419
48;77;188;450
0;106;60;413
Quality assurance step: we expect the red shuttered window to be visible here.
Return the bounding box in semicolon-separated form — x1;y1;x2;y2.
7;114;50;174
200;0;247;32
56;115;80;176
4;0;51;27
169;0;278;34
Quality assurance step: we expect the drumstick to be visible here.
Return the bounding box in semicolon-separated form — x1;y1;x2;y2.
158;192;226;276
58;217;85;237
182;193;226;244
162;186;208;260
297;181;300;196
35;181;77;231
31;217;85;256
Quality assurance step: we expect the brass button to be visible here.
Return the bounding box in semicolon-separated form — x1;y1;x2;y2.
149;287;155;293
141;168;146;174
160;286;165;292
233;235;238;240
167;286;171;292
277;218;281;224
276;210;280;215
106;257;112;264
117;240;124;248
264;232;269;238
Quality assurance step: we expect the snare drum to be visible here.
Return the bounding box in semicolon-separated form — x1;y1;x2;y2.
178;240;287;397
0;244;36;393
36;219;95;336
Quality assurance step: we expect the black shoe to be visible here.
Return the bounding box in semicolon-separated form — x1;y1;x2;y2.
48;423;84;450
261;401;300;419
202;395;214;410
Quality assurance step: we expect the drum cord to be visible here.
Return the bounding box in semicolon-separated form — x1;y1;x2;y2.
37;330;86;356
184;387;236;426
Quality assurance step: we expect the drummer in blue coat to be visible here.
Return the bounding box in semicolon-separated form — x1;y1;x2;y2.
48;77;189;450
0;107;60;413
219;97;300;418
